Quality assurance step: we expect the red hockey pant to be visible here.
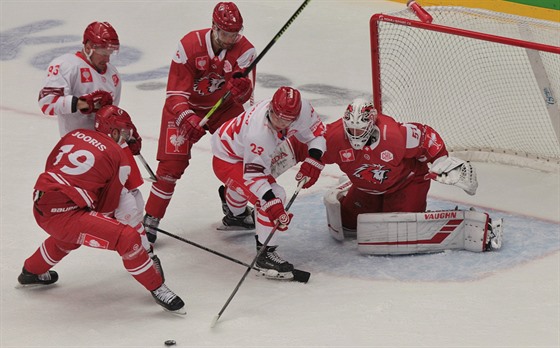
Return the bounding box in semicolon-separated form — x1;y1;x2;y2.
26;191;162;291
340;178;431;230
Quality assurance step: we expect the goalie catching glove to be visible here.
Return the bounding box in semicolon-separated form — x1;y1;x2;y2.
175;109;205;143
262;197;293;231
78;90;113;114
428;156;478;195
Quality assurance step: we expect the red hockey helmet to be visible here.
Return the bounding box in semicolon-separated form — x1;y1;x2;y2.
271;86;302;122
212;2;243;32
83;22;120;51
95;105;134;141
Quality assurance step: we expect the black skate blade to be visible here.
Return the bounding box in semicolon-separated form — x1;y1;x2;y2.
255;268;310;284
216;225;255;231
163;306;187;315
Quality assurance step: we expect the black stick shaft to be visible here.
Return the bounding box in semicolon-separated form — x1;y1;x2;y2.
200;0;312;127
211;180;304;327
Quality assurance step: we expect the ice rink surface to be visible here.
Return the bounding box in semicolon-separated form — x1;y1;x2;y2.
1;1;559;347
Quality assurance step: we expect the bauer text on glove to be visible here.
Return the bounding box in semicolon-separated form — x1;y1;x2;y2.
262;197;293;232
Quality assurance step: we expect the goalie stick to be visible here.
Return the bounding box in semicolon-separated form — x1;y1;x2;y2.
211;180;306;327
199;0;312;128
154;226;310;283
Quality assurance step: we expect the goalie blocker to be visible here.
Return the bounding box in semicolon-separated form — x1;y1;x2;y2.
357;210;503;255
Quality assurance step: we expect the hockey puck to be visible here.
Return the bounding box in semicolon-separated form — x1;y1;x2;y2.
164;340;176;346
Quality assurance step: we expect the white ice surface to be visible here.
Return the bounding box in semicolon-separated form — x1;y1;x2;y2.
1;1;559;347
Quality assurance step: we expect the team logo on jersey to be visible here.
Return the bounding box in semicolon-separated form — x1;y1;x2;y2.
380;150;393;162
193;72;225;96
78;233;109;249
112;74;119;87
224;60;232;73
339;149;355;162
195;56;209;70
166;124;189;155
353;163;390;184
80;67;93;83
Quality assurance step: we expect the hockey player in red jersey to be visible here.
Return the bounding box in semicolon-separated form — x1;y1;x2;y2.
144;2;257;243
285;98;472;226
211;86;326;279
276;98;501;253
17;106;186;314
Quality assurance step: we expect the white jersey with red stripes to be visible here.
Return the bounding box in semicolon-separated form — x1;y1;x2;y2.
211;98;326;199
38;51;121;136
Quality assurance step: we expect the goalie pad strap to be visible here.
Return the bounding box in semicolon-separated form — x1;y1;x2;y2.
357;210;489;255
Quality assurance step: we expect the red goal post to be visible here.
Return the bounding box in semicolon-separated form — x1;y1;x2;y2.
370;6;560;171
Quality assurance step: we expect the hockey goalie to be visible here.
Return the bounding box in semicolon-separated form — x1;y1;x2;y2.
272;98;503;255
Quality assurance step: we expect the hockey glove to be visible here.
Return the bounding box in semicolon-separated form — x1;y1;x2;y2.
78;90;113;114
295;157;324;189
127;125;142;155
176;110;206;143
227;74;252;105
429;156;478;195
262;198;293;232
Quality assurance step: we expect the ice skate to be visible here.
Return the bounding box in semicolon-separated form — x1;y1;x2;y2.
151;284;186;315
17;267;58;287
255;242;294;280
218;207;255;231
148;247;165;282
143;214;160;243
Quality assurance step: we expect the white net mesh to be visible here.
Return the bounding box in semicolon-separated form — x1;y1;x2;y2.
372;7;560;170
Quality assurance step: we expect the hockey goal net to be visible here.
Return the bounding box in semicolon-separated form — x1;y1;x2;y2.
370;6;560;171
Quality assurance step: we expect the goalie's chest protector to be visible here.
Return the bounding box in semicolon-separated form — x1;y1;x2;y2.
324;118;420;195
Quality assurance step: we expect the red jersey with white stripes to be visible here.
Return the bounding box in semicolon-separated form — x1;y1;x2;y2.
38;52;121;137
290;115;448;195
34;129;130;214
162;28;256;132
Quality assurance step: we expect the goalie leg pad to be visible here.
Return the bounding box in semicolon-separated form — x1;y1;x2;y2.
323;179;353;241
357;210;495;255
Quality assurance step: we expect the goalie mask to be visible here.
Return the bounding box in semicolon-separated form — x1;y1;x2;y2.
95;105;134;143
343;99;377;150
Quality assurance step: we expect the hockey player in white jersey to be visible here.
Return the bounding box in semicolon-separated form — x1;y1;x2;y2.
211;86;326;278
37;22;161;273
38;21;121;137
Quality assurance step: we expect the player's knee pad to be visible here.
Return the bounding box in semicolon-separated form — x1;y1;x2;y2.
157;160;188;184
115;225;144;260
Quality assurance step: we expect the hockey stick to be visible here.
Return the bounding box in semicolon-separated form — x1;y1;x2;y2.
135;153;157;182
211;180;306;328
153;226;310;283
199;0;312;128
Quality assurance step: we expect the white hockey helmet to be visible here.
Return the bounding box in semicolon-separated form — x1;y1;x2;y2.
342;98;377;150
